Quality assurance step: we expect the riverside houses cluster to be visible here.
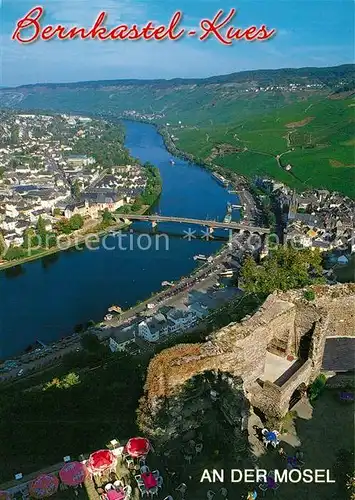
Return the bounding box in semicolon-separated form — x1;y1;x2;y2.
254;177;355;255
108;303;207;353
0;112;147;250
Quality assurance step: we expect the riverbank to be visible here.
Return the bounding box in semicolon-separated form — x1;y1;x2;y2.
119;116;249;185
102;239;229;326
0;205;151;271
156;123;251;188
126;118;262;228
0;233;235;383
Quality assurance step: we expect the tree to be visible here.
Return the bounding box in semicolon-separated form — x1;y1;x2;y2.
304;289;316;301
55;218;72;234
43;372;80;391
4;246;27;261
56;215;83;234
10;125;19;144
102;208;114;227
308;374;327;402
69;214;84;231
240;246;325;296
131;196;143;211
23;228;36;249
80;333;101;353
36;216;47;245
0;232;6;257
46;233;57;248
61;372;80;388
72;180;81;199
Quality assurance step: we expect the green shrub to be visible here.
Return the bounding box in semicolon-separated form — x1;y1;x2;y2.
304;289;316;301
309;373;327;402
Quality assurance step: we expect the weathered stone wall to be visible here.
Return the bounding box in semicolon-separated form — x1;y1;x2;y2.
278;359;313;414
247;360;313;420
139;284;355;436
309;314;331;379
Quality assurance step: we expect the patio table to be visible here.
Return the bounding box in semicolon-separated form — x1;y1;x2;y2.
106;488;125;500
265;431;277;442
141;472;158;489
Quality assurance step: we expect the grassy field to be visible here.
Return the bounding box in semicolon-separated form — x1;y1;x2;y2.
176;95;355;197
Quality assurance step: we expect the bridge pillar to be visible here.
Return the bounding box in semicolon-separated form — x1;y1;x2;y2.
151;220;158;229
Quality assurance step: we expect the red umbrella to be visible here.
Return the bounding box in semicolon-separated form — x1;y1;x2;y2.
126;437;151;458
87;449;117;473
59;461;88;486
29;474;59;499
0;492;11;500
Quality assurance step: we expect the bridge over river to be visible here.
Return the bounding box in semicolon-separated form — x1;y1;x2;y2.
113;213;270;234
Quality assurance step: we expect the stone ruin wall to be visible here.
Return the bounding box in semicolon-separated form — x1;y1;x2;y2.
248;360;314;420
140;284;355;435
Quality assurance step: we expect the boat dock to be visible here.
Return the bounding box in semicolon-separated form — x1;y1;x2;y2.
212;172;229;187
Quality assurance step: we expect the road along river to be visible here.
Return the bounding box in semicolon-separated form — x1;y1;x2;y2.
0;120;240;359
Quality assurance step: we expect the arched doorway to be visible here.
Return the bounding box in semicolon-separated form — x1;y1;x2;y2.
289;383;307;410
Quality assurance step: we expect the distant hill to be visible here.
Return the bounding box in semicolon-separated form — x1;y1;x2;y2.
0;64;354;196
0;64;354;123
5;63;355;89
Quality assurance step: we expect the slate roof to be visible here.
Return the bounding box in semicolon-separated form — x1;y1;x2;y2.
322;338;355;371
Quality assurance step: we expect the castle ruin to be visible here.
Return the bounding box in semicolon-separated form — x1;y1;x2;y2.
138;284;355;443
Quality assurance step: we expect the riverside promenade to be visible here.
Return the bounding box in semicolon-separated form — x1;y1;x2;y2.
0;241;232;384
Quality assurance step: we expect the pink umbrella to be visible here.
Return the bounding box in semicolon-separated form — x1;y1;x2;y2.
87;449;117;473
29;474;59;499
126;437;151;458
59;462;88;486
0;492;11;500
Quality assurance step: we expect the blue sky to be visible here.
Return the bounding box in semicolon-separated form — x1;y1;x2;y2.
1;0;354;86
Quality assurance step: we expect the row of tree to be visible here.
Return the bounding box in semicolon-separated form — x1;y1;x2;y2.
2;214;85;261
55;214;84;234
240;245;325;296
131;162;162;210
206;246;326;331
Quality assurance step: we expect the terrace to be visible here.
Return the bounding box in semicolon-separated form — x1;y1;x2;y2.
260;352;296;384
1;439;167;500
